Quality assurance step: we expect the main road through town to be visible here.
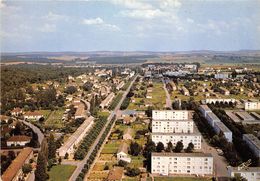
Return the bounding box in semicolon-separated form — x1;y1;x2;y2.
69;75;138;181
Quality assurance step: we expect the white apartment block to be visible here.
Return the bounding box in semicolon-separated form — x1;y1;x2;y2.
228;167;260;181
199;105;232;142
152;119;194;133
205;112;221;127
199;105;212;117
243;134;260;158
152;133;202;149
245;101;260;111
205;98;236;104
151;152;213;176
214;73;230;79
213;121;232;142
152;110;190;120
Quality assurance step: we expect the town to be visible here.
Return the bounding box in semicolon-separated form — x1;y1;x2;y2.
1;61;260;181
1;0;260;181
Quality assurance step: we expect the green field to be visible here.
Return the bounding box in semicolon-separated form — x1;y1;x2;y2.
154;177;210;181
45;108;65;128
48;165;76;181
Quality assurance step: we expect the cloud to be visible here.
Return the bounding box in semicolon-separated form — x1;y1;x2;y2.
160;0;182;9
43;12;68;21
82;17;104;25
39;24;57;33
111;0;153;10
82;17;120;31
120;9;170;19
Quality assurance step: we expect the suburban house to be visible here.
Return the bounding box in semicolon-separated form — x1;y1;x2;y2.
117;142;131;163
2;147;33;181
7;135;31;147
24;111;43;121
11;108;23;116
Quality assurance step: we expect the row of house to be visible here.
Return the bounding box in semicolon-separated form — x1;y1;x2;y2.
100;92;115;109
57;116;94;158
2;147;34;181
199;105;232;142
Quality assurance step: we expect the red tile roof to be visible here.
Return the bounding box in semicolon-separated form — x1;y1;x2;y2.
7;135;31;142
2;147;33;181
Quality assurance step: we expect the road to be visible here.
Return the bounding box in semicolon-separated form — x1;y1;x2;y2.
162;78;173;109
201;138;228;177
20;119;44;146
69;75;138;181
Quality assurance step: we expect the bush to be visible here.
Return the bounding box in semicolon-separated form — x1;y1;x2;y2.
126;167;140;177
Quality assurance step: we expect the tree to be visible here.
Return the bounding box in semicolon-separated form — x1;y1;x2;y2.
35;152;48;181
166;142;173;152
22;163;32;175
48;133;57;159
118;160;128;167
175;141;184;152
64;152;69;159
143;140;156;158
186;142;194;153
64;86;77;94
125;167;140;177
129;142;142;156
156;142;164;152
231;175;247;181
82;81;93;91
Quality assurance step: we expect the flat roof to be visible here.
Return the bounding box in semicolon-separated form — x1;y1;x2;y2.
152;132;201;136
152;119;193;122
230;167;260;173
243;134;260;149
207;112;221;122
235;111;255;121
199;105;212;112
215;121;231;133
152;152;212;157
251;112;260;120
225;110;241;123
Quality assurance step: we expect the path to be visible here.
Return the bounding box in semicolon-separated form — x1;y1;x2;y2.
20;119;44;146
69;75;138;181
162;78;173;109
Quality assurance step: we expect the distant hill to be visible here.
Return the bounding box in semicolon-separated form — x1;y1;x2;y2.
1;50;260;64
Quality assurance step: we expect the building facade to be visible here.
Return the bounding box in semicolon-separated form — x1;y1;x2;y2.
243;134;260;158
151;152;213;176
152;133;201;149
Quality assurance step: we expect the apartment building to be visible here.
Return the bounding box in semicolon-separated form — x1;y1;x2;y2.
151;152;213;176
213;122;232;142
152;119;194;133
228;167;260;181
152;133;202;149
243;134;260;158
152;110;190;120
245;101;260;111
199;105;232;142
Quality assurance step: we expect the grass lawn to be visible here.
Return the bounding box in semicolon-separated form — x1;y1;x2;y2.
97;111;110;118
151;83;166;109
39;109;52;119
154;177;210;181
48;165;76;181
45;108;65;129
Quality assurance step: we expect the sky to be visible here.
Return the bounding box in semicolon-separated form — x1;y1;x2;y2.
1;0;260;52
